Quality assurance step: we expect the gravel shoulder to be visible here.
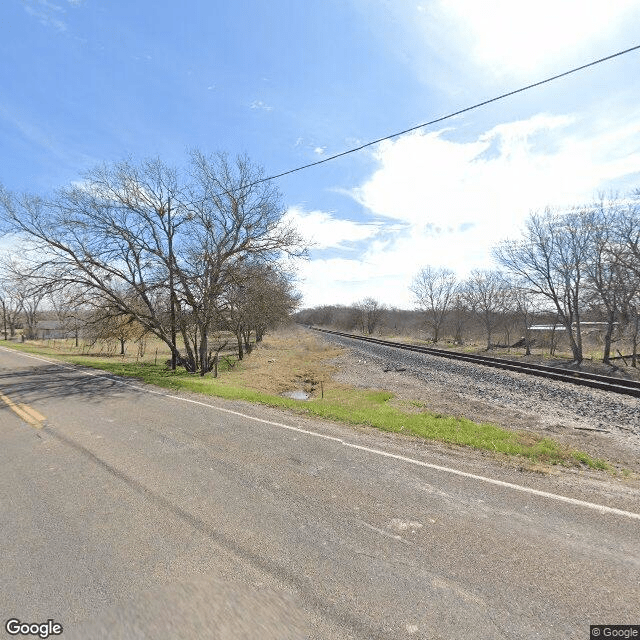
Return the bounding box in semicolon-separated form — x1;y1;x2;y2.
317;331;640;475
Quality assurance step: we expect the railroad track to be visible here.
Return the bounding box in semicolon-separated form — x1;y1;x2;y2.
310;327;640;399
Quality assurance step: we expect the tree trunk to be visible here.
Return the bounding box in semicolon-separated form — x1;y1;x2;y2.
602;309;616;365
177;322;196;373
524;326;532;356
243;329;252;355
236;331;244;360
571;305;584;364
559;307;582;364
199;325;209;376
119;338;125;355
567;327;583;364
1;300;7;340
632;314;639;368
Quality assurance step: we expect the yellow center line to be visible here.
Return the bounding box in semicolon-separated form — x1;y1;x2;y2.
0;390;45;429
18;403;47;423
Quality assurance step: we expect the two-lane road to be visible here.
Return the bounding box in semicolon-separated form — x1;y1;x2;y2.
1;346;638;639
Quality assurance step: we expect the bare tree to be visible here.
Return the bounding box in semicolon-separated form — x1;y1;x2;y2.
584;201;640;364
621;302;640;367
511;285;537;356
410;266;457;343
48;287;88;347
603;197;640;366
85;305;148;355
0;257;47;340
0;276;23;339
611;195;640;279
219;265;299;360
494;207;596;363
0;153;305;374
461;269;507;350
242;266;300;344
447;292;469;345
353;297;385;335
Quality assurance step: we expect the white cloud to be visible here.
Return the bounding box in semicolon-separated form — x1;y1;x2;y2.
296;226;475;309
296;110;640;308
313;147;326;155
250;100;273;111
23;0;67;31
285;206;380;250
352;112;640;230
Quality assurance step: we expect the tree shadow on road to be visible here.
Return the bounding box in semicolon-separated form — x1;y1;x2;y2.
0;364;147;406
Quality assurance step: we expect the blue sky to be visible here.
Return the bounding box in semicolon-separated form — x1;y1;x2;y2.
2;0;640;308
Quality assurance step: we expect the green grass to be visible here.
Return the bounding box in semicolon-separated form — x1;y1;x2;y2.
2;341;612;471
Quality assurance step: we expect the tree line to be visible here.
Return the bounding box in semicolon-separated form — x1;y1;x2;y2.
0;151;303;374
297;196;640;366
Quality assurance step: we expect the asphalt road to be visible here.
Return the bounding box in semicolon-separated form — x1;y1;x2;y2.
1;346;639;639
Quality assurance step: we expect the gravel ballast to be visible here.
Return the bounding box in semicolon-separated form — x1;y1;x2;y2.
318;331;640;473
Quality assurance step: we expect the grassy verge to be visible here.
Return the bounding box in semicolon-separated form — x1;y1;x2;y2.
3;338;612;471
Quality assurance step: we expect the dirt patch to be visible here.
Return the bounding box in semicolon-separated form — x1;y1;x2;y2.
223;326;343;397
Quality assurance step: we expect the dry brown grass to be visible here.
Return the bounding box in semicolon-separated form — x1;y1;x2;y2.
220;325;345;396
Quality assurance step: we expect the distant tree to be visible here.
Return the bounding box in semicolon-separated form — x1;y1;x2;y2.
49;288;87;347
621;302;640;367
86;307;147;355
511;285;537;355
0;257;47;340
410;266;457;342
447;293;469;345
610;194;640;280
584;200;640;364
0;276;22;339
354;297;385;335
494;207;596;363
461;269;508;350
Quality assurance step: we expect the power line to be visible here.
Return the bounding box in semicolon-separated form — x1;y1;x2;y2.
253;44;640;188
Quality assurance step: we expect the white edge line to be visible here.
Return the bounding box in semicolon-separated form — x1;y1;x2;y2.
2;345;639;521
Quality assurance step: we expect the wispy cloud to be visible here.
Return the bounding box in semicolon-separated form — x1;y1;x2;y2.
286;206;381;251
313;147;326;155
22;0;68;31
0;102;99;174
250;100;273;112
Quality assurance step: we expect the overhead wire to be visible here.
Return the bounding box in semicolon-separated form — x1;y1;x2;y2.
245;44;640;189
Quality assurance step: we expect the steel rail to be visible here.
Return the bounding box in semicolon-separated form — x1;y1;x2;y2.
309;327;640;399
